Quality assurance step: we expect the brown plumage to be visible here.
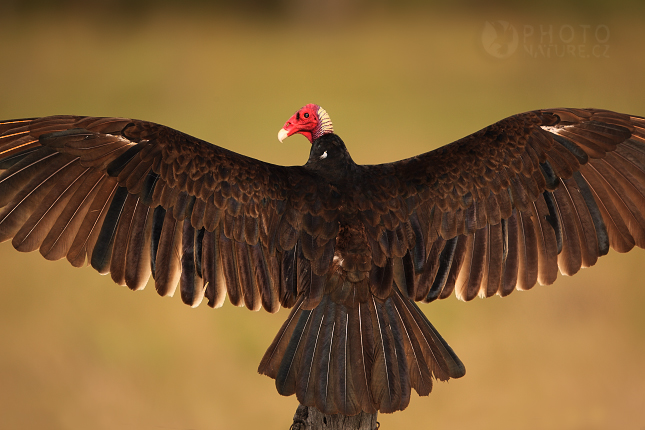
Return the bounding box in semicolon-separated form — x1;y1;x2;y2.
1;105;645;416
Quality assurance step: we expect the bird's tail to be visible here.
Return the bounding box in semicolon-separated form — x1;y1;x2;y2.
258;286;465;415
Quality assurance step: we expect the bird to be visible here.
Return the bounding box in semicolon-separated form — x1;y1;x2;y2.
0;104;644;416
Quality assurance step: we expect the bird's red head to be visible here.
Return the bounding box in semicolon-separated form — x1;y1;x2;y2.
278;104;334;144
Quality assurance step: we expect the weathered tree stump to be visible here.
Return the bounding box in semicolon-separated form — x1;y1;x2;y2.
290;404;379;430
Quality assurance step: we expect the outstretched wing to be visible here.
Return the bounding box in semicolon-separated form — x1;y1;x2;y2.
0;116;339;312
362;108;645;302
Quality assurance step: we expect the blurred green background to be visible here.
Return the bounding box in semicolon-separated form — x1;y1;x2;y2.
1;1;645;429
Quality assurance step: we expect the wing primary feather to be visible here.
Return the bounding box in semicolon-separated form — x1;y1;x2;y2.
108;193;139;285
0;148;58;207
543;191;563;254
219;231;242;306
591;158;645;247
531;199;559;285
580;165;635;252
500;212;519;296
39;128;90;143
66;176;118;267
203;228;226;308
90;186;129;274
195;227;205;279
180;219;205;307
153;208;182;297
140;171;160;205
552;184;583;276
483;222;503;297
250;242;279;313
415;238;445;301
425;236;458;302
573;171;609;255
124;202;152;290
560;177;598;268
43;170;105;262
149;205;166;278
12;165;89;253
465;228;487;300
236;240;260;311
0;147;40;169
515;210;538;290
0;153;76;241
501;218;508;261
439;234;468;299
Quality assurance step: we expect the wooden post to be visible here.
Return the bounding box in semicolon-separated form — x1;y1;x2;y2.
290;404;379;430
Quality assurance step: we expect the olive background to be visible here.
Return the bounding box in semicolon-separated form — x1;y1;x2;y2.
0;2;644;429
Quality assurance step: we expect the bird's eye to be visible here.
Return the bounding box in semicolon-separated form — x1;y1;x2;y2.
320;150;328;160
304;112;310;118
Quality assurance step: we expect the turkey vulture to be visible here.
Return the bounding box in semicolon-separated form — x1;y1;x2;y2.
0;105;644;416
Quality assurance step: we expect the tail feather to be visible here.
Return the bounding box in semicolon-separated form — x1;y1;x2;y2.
369;296;404;413
384;297;413;411
312;298;337;413
401;290;466;380
260;299;309;395
389;292;434;396
348;300;377;414
258;285;465;415
330;303;361;415
296;295;329;408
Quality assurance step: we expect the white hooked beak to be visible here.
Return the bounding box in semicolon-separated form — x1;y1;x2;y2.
277;128;289;143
